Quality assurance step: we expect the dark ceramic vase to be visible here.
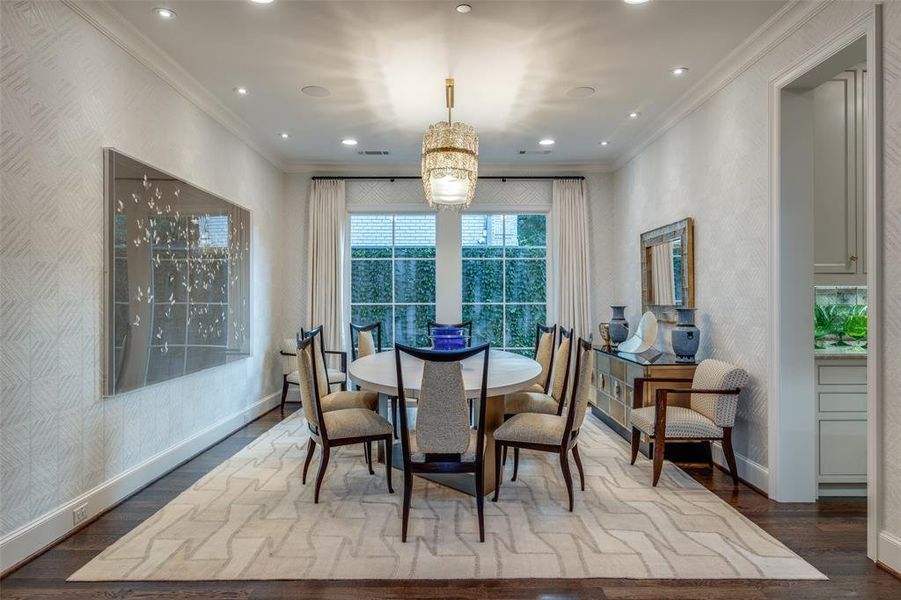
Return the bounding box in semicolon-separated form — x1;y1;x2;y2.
671;307;700;362
609;305;629;345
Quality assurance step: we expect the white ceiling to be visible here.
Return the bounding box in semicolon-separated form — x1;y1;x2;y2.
106;0;786;168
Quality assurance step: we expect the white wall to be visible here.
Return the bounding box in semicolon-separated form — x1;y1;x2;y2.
879;0;901;565
0;1;286;569
604;0;901;569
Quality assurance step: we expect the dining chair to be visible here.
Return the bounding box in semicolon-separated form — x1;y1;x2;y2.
493;336;593;512
302;325;347;392
349;321;382;361
426;320;473;347
502;326;573;476
628;359;750;486
278;337;302;409
526;323;557;393
349;321;402;440
295;334;394;503
394;342;490;542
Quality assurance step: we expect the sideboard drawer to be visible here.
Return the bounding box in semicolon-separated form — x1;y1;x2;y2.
610;358;626;381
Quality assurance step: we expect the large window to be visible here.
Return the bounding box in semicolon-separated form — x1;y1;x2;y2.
350;215;436;348
462;214;547;355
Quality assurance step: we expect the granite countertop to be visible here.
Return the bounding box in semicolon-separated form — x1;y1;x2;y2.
814;345;868;359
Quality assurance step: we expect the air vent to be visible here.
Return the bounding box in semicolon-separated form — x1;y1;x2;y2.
357;150;391;156
518;150;552;155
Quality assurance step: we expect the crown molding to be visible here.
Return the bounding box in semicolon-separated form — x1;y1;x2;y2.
613;0;832;171
282;160;614;176
63;0;286;171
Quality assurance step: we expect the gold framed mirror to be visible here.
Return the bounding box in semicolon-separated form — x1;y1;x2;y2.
640;218;694;321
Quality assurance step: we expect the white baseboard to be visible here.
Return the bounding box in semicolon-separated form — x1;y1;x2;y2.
711;442;770;494
878;530;901;575
0;391;281;574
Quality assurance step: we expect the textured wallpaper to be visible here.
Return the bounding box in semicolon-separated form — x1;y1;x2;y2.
880;1;901;539
608;1;872;469
0;1;286;537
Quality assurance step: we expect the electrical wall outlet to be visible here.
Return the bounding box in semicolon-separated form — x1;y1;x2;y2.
72;503;89;526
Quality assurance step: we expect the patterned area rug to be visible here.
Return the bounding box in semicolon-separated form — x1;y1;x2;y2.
69;413;825;580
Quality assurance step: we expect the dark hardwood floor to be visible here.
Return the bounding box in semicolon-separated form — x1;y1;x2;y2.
2;406;898;599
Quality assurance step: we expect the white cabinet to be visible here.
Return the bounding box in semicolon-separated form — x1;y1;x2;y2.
815;357;867;496
814;66;867;285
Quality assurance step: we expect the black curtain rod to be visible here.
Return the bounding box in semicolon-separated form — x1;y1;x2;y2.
310;175;585;181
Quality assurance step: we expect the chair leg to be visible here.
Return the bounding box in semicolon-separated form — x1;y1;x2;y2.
722;428;740;485
492;443;503;502
559;448;574;512
402;470;413;542
630;428;641;465
652;438;665;486
511;447;520;481
384;437;394;494
280;376;289;410
314;445;330;504
572;444;585;491
708;441;715;468
365;441;374;475
302;438;316;484
475;460;485;543
502;445;508;466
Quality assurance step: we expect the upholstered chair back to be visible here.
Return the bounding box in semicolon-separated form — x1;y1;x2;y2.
306;328;329;400
279;338;296;374
534;329;555;389
567;339;595;432
689;359;750;427
415;360;471;455
295;342;320;427
357;330;376;359
549;332;573;401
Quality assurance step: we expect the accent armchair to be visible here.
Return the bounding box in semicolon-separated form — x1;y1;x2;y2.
628;359;750;486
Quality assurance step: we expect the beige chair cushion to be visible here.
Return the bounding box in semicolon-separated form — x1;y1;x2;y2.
286;370;300;385
321;390;377;412
322;408;392;440
280;338;298;375
549;337;572;402
327;368;347;384
504;391;559;416
629;405;723;439
415;360;471;455
408;429;480;462
494;413;566;446
690;359;750;427
357;330;376;358
534;331;554;390
526;382;545;393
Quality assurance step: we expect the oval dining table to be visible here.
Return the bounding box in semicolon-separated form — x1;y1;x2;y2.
349;349;542;497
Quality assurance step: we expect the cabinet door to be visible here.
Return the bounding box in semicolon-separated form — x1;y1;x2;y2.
813;71;857;275
819;419;867;477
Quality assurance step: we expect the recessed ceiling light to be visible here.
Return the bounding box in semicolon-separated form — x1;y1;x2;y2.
566;86;596;99
623;0;650;4
153;7;176;19
301;85;331;97
250;0;275;4
539;139;555;146
279;132;289;139
629;111;641;119
342;138;358;146
456;4;472;13
234;86;248;96
600;141;609;146
672;66;689;76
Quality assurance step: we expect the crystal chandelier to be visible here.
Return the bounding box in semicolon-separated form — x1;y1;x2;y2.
421;78;479;211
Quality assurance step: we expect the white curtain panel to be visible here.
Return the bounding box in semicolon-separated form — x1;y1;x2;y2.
306;179;346;354
651;242;676;305
550;179;592;341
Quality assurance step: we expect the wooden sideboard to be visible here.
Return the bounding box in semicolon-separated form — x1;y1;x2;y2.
591;347;699;458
